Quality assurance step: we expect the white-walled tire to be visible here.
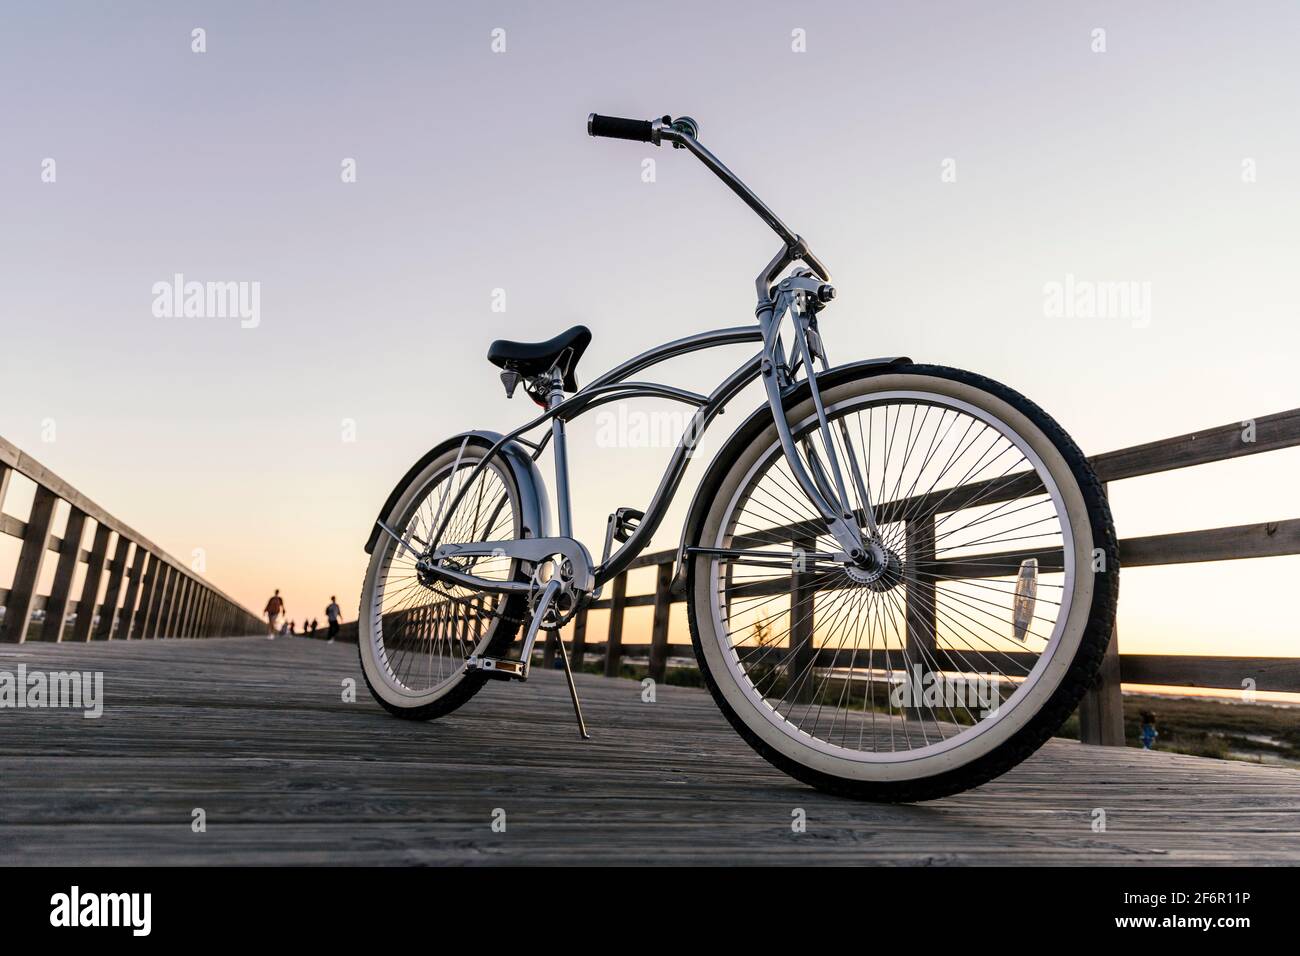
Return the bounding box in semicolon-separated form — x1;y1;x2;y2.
687;365;1119;801
358;443;527;720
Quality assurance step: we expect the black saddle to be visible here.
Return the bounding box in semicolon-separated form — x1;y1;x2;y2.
487;325;592;392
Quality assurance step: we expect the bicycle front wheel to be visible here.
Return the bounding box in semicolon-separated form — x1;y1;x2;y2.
687;364;1118;801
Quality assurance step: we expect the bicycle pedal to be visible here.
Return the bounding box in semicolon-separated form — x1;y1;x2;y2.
610;506;644;543
465;655;527;681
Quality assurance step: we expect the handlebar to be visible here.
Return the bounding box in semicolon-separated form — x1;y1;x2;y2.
586;112;831;287
587;113;654;143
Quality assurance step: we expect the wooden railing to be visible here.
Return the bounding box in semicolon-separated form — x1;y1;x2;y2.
0;436;263;642
528;407;1300;746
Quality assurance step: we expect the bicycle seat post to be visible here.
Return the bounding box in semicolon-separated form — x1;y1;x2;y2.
547;366;574;539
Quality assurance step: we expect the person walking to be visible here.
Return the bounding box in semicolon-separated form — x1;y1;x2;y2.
325;596;342;642
264;589;285;639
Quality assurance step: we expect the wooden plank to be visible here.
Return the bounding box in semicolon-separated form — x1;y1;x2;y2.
647;560;674;682
1;636;1297;866
37;506;88;642
0;485;58;643
94;535;132;640
603;573;628;677
601;642;1300;694
1091;407;1300;482
1121;519;1300;566
1120;654;1300;693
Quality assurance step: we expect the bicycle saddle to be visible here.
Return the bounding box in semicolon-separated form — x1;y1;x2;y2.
487;325;592;391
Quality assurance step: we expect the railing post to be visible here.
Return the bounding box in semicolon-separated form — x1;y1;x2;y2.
70;523;112;642
1;485;58;643
146;563;172;639
40;505;88;642
647;560;675;682
1078;487;1126;746
180;578;198;638
903;515;937;721
542;630;558;670
133;552;160;639
570;607;588;670
94;536;131;640
116;546;149;640
603;572;628;677
158;566;180;638
1078;619;1125;745
790;536;818;704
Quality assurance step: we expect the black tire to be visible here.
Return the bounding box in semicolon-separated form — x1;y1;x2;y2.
357;439;527;722
686;363;1119;802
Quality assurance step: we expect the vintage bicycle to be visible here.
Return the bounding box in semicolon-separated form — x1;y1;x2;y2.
357;113;1119;801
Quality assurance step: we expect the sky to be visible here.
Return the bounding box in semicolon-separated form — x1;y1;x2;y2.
1;1;1298;661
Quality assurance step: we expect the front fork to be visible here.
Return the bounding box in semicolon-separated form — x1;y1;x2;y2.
757;276;880;566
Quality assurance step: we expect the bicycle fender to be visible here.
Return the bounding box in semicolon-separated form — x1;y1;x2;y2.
363;430;552;555
672;355;912;591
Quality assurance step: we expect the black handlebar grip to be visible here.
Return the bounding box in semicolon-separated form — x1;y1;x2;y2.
587;113;654;143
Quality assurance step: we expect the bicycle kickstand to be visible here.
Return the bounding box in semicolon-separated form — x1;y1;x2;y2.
465;577;590;739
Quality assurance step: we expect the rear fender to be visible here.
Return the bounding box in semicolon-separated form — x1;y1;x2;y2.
363;430;551;555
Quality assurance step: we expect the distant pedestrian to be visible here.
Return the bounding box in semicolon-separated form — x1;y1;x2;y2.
289;620;296;636
310;618;319;636
326;596;341;641
1139;710;1158;750
264;589;285;639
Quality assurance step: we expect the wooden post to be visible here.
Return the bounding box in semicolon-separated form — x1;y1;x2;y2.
542;630;558;670
39;506;88;642
603;573;628;677
159;567;181;638
71;523;112;641
116;547;149;640
134;554;161;639
570;607;588;670
1;485;58;643
145;563;172;639
1078;623;1126;745
94;536;131;640
648;560;674;682
903;515;937;721
180;579;198;638
1078;485;1125;746
789;536;818;704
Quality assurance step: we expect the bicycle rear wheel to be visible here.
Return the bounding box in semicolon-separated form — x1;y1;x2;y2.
358;440;528;720
687;364;1118;801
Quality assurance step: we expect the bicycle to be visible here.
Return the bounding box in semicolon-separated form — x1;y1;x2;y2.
357;113;1120;801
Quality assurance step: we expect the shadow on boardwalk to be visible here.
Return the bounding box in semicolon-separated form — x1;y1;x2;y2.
1;637;1297;865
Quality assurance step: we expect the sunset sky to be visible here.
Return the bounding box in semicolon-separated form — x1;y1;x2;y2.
2;1;1297;663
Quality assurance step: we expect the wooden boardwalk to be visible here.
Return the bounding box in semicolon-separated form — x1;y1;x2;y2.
1;637;1296;865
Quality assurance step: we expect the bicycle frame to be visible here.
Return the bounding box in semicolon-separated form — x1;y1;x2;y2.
382;117;894;601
